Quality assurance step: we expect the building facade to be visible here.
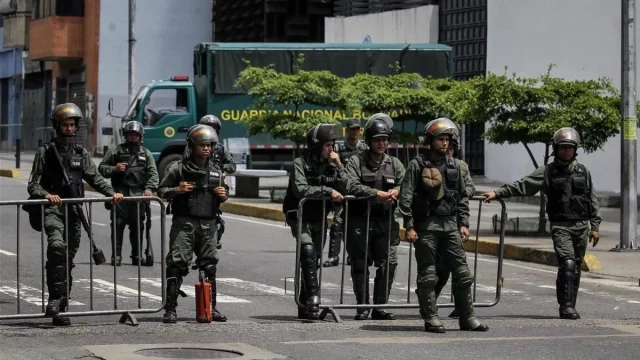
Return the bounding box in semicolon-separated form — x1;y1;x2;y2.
0;21;23;151
486;0;639;193
325;0;488;175
1;0;213;152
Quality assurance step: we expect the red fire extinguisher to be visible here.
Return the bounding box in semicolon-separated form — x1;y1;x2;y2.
195;270;212;323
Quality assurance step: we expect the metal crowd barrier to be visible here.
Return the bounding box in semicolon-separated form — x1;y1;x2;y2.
292;195;507;323
0;196;166;326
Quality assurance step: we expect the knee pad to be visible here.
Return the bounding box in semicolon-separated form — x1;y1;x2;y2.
561;258;577;272
167;265;188;278
47;248;67;265
417;265;438;289
200;264;217;279
452;265;474;290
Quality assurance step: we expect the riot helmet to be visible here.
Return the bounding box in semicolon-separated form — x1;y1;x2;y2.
122;121;145;140
51;103;83;137
364;113;393;144
187;124;218;146
306;123;340;154
552;127;580;161
423;117;459;149
552;127;580;150
199;114;222;134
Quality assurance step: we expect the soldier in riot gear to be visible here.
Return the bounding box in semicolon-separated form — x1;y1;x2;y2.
434;127;476;319
483;127;601;320
344;113;405;320
157;124;229;324
99;121;159;266
27;103;123;326
199;114;235;250
282;123;348;320
399;117;488;333
199;115;236;174
324;118;368;267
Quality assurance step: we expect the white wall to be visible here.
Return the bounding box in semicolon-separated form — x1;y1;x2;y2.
324;5;438;44
486;0;640;193
97;0;212;148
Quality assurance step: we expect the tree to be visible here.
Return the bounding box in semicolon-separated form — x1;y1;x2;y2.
234;54;346;153
340;72;464;145
456;65;620;233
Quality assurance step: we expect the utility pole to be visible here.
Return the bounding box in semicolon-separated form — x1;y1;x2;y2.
128;0;136;103
617;0;639;251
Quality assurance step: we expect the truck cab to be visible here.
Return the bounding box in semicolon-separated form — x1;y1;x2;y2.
115;75;198;178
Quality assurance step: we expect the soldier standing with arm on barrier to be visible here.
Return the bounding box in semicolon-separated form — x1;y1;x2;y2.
434;126;476;319
27;103;123;326
398;117;488;333
99;121;159;266
344;113;405;320
324;117;368;268
199;115;236;250
282;123;348;320
157;125;228;324
483;127;601;320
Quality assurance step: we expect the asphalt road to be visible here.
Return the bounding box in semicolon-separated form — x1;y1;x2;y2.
1;176;640;360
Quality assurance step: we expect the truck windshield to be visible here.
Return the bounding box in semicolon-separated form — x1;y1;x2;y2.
124;86;150;119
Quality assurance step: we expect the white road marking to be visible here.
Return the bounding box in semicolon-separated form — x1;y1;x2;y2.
0;249;16;256
0;281;84;306
136;278;250;303
75;279;162;301
217;277;332;304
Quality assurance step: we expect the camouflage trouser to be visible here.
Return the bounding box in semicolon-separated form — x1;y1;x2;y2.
551;221;589;264
345;216;399;309
44;205;81;263
109;201;146;257
166;216;219;276
414;228;478;325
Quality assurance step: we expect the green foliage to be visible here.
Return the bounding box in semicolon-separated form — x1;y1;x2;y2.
340;73;461;122
234;54;343;145
457;65;620;154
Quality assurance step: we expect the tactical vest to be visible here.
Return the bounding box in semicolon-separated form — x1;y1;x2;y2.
41;143;85;198
413;155;459;219
349;155;397;218
171;161;223;219
545;163;591;222
283;158;340;222
112;146;148;189
335;141;366;164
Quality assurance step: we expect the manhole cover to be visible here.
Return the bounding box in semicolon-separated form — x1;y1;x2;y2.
133;347;243;359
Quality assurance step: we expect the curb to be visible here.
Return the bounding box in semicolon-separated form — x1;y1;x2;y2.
219;201;602;272
0;169;20;178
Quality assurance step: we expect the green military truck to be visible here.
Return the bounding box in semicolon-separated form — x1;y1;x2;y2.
107;42;453;178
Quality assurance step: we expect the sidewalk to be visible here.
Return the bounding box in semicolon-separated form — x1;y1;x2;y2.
2;152;639;279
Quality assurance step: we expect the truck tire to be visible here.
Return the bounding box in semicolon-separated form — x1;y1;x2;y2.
157;153;182;180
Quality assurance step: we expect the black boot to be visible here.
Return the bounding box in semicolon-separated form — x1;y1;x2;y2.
372;264;396;320
300;244;320;319
202;264;227;322
573;262;582;319
416;286;444;333
163;268;182;324
45;262;67;317
453;267;488;332
323;224;342;267
111;255;122;266
557;260;580;320
350;260;370;320
130;220;145;266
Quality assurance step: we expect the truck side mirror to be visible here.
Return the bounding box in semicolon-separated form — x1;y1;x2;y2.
107;98;114;115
